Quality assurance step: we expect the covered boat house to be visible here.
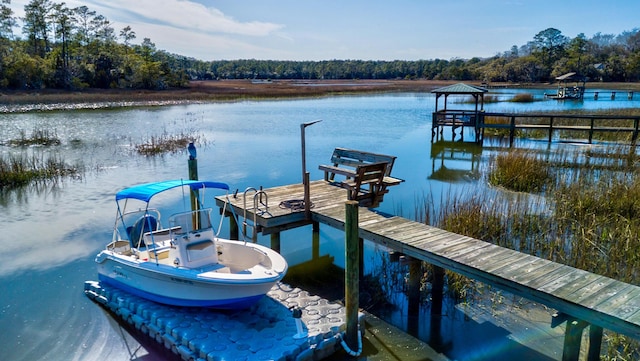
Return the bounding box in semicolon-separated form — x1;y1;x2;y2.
431;83;487;143
545;72;586;100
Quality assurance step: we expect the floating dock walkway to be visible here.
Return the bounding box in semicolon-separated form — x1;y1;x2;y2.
85;280;357;361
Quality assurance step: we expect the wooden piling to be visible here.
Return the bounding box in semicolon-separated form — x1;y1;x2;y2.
562;319;588;361
430;265;445;348
588;325;603;361
188;145;200;229
229;214;239;240
345;200;360;350
407;257;422;335
312;221;320;260
271;232;281;253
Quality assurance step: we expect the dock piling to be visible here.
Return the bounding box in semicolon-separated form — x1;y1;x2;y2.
345;200;360;352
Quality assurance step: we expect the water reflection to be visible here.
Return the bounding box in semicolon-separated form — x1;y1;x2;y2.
429;140;482;182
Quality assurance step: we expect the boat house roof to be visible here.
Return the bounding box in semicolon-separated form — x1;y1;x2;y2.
431;83;488;95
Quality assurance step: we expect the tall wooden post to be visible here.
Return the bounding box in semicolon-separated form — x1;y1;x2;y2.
345;200;360;350
304;172;311;220
187;142;200;229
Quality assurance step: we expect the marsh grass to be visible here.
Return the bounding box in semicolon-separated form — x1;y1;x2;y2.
416;145;640;359
0;153;82;189
134;130;203;155
509;93;535;102
8;127;61;147
489;150;554;192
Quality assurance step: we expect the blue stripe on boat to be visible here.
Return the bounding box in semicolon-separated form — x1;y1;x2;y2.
98;275;264;309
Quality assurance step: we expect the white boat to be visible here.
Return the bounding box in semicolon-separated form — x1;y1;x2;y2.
95;180;288;309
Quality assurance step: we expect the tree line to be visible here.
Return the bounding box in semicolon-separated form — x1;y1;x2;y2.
1;0;639;91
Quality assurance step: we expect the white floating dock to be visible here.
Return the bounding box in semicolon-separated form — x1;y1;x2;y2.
85;281;357;361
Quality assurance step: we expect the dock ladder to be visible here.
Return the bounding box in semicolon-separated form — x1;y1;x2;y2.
241;187;269;242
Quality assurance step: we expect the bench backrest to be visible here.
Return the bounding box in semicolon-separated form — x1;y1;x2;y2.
331;147;396;176
354;162;387;186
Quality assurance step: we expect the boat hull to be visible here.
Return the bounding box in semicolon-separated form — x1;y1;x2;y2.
95;246;286;309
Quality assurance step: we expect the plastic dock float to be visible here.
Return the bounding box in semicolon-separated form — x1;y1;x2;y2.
84;281;359;361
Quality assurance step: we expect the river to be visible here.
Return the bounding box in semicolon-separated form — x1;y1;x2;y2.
1;88;638;360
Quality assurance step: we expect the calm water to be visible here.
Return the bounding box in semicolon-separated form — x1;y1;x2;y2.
1;89;638;361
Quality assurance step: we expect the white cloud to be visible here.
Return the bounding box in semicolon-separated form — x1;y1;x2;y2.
88;0;284;37
10;0;285;59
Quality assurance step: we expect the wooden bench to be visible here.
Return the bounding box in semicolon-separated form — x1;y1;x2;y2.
318;148;403;206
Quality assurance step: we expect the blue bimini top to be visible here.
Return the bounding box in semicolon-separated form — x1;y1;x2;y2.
115;180;230;202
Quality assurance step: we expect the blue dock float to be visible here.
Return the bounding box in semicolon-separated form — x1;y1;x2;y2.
84;281;360;361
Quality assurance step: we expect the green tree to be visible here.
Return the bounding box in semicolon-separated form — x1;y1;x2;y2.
22;0;52;57
50;2;74;87
532;27;568;79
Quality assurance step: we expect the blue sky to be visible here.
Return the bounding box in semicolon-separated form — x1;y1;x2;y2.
9;0;640;61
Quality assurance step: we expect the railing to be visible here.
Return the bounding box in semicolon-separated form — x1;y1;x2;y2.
479;112;640;146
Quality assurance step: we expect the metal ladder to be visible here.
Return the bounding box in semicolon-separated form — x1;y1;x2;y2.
242;187;268;242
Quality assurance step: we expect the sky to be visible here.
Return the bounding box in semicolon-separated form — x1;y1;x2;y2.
8;0;640;61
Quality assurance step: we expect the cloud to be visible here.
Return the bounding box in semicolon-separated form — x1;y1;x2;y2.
11;0;283;39
84;0;284;36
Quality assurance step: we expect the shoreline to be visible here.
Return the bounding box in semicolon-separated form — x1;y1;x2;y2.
1;79;639;113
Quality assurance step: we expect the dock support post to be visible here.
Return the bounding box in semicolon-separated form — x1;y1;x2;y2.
270;232;281;253
430;265;445;348
407;257;422;334
431;266;444;317
229;213;239;240
612;92;616;100
509;116;516;147
549;116;554;143
312;221;320;260
345;201;360;351
562;319;588;361
553;313;589;361
587;325;603;361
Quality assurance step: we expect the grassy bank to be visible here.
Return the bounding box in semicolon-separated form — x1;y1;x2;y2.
2;80;639;113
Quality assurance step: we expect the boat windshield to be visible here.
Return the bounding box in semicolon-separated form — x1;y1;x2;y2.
169;208;214;234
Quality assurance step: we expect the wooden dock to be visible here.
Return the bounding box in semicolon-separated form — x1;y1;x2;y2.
480;112;640;147
432;110;640;146
216;180;640;361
